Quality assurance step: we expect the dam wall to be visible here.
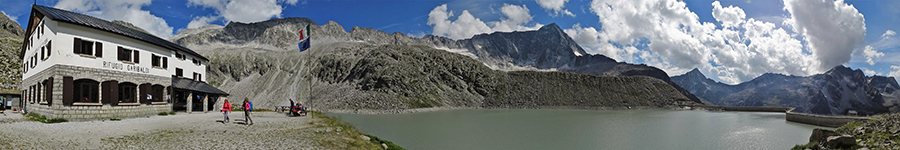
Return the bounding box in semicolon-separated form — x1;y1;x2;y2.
784;109;871;128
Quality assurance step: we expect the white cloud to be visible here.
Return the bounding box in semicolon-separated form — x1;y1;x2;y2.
55;0;175;38
711;1;745;28
883;30;897;39
427;4;492;40
1;11;17;24
564;24;639;62
857;30;898;65
570;0;865;84
187;15;219;29
188;0;226;10
861;67;877;76
187;0;286;24
861;46;883;65
222;0;282;23
783;0;866;71
490;4;543;32
535;0;575;17
427;4;542;40
890;65;900;78
280;0;299;5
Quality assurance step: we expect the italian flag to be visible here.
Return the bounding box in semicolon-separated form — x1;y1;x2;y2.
298;25;311;51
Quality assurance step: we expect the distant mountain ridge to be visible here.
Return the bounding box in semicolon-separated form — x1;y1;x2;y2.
168;17;707;110
672;66;896;115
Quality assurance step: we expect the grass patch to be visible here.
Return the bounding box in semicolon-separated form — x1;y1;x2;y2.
109;118;121;121
158;112;169;116
25;113;68;123
836;121;863;133
310;111;405;149
791;141;818;150
168;111;176;115
365;134;406;150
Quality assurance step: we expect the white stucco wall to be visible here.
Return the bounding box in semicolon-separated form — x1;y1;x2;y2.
21;18;207;82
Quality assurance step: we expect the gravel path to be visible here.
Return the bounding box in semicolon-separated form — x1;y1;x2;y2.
0;111;378;149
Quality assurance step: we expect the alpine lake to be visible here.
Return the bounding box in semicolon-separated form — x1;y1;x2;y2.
327;109;826;150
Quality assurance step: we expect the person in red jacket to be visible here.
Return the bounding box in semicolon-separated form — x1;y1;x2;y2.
222;99;231;123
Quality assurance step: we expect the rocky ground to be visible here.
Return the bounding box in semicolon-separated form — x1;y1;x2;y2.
794;113;900;149
0;111;393;149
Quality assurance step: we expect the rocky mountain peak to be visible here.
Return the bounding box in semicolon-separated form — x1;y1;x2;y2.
538;23;562;32
686;68;703;76
680;68;709;81
824;65;867;81
0;11;24;37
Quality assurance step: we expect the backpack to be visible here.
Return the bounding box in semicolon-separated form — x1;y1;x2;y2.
245;102;253;111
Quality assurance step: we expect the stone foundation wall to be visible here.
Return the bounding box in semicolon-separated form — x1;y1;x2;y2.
22;64;173;121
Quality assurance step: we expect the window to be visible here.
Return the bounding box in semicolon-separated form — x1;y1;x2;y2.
41;80;50;104
73;38;102;57
176;52;184;60
41;47;45;60
43;78;52;105
193;72;199;81
118;82;137;103
118;46;133;62
151;85;164;102
152;55;165;68
73;79;99;103
78;39;93;55
192;58;200;66
176;68;183;77
46;40;51;58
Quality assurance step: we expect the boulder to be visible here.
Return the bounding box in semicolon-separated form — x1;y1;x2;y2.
824;135;856;149
810;128;840;143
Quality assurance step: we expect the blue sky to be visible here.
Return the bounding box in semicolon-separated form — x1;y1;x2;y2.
2;0;899;84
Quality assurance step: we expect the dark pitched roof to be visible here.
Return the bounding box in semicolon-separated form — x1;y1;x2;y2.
28;5;208;61
172;77;229;96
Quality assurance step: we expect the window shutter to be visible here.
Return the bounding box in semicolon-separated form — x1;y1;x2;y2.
134;51;140;63
95;42;103;57
47;41;51;57
117;47;124;60
73;38;81;54
47;77;53;105
163;57;168;68
140;83;150;104
63;76;73;105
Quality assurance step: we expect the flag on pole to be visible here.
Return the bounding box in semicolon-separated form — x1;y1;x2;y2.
298;25;311;52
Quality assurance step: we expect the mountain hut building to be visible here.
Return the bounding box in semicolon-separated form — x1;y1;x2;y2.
18;5;228;121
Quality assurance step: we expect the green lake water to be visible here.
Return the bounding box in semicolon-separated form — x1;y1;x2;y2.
327;109;825;150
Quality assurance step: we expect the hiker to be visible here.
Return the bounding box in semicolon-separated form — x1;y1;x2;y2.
221;99;231;123
299;101;307;115
243;97;254;125
289;99;295;112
